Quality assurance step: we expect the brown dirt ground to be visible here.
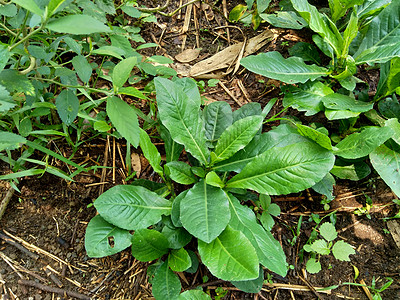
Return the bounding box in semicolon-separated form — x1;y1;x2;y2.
1;0;400;299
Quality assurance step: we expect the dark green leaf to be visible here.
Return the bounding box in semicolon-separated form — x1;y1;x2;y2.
312;173;335;200
168;248;191;272
165;161;196;184
204;101;233;143
330;162;371;180
260;11;307;29
162;226;192;249
131;229;169;261
378;96;400;119
71;55;92;83
322;93;373;113
139;128;163;176
112;57;138;90
55;90;79;126
288;42;321;64
152;261;181;300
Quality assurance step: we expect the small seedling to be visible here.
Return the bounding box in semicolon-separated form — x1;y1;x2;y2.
354;194;373;219
304;222;356;274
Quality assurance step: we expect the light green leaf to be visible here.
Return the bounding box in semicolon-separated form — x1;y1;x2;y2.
320;222;337;241
198;226;259;281
385;118;400;145
229;4;247;21
112;57;138;90
296;124;332;150
355;1;400;65
325;109;360;120
46;14;111;34
178;290;211;300
334;127;394;159
204;101;233;143
310;239;330;255
241;51;329;84
118;87;147;99
139;128;163;176
342;12;358;57
322;93;373;113
47;0;66;17
165;161;196;184
0;43;10;72
257;0;271;13
332;240;355;261
94;120;111;132
356;0;390;19
226;141;335;195
92;46;124;59
155;77;209;165
85;215;132;258
260;11;307;29
0;131;26;151
329;0;362;22
11;0;43;16
306;258;321;273
152;261;181;300
55;90;79;126
106;96;140;147
227;194;287;276
0;85;15;113
231;265;264;293
205;171;225;188
283;81;333;116
168;248;191;272
0;69;35;96
180;180;230;243
370;144;400;197
94;185;172;230
0;4;17;17
131;229;169;262
71;55;92;83
213;116;263;162
331;162;371;181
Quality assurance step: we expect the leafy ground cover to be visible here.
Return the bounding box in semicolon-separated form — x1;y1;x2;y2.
1;0;400;299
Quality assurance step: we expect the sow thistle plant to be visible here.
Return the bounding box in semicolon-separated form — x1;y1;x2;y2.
85;77;337;299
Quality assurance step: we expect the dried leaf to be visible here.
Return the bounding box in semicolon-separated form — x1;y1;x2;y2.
175;49;201;63
131;152;141;178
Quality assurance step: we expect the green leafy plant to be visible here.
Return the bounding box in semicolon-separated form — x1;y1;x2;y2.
84;77;339;298
229;0;273;29
304;222;356;274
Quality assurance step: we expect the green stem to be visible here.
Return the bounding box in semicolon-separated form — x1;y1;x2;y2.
34;78;113;96
9;26;44;51
0;22;17;37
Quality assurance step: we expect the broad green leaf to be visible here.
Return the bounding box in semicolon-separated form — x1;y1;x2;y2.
112;57;138;90
241;51;329;84
95;0;116;15
139;128;163;176
0;85;15;113
171;190;188;228
204;101;233;143
71;55;92;83
227;194;287;276
231;265;264;293
306;258;321;274
356;0;390;19
332;240;355;261
334;127;394;159
329;0;363;22
388;59;400;96
198;226;259;281
296;124;332;150
0;70;35;96
283;81;333;116
168;248;191;272
11;0;43;16
94;120;111;132
94;185;172;230
159;124;184;163
106;96;140;147
92;46;124;59
385;118;400;145
85;215;132;258
378;97;400;119
213;116;263;162
257;0;270;13
310;239;330;255
155;78;209;165
312;173;335;200
0;4;17;17
178;290;211;300
226;141;335;195
180;180;230;243
131;229;169;261
320;222;337;241
325;109;360;120
55;90;79;126
291;0;342;56
355;1;400;64
322;93;373;113
121;5;141;18
0;43;10;72
152;261;181;300
233;103;262;122
205;171;225;188
118;87;147;99
165;161;196;184
46;15;111;34
330;162;371;180
260;11;307;29
0;131;26;151
370;144;400;197
342;12;359;57
162;226;192;249
47;0;66;17
288;42;321;64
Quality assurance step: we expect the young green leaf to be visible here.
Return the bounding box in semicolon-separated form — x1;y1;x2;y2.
85;215;132;258
296;124;333;150
171;190;188;228
226;141;335;195
165;161;196;185
46;15;111;34
306;258;322;274
106;96;140;147
94;185;172;230
232;102;262;122
241;51;329;84
152;261;181;300
112;57;138;91
0;43;10;73
312;173;335;200
131;229;169;261
370;144;400;197
71;55;92;83
205;171;225;188
334;126;394;159
320;222;338;241
180;181;230;243
261;11;307;29
332;240;355;261
310;239;330;255
178;290;211;300
330;162;371;181
155;78;209;165
139;128;163;176
168;248;192;272
227;193;287;277
47;0;66;17
204;101;233;143
118;87;147;99
198;226;259;281
55;90;79;126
